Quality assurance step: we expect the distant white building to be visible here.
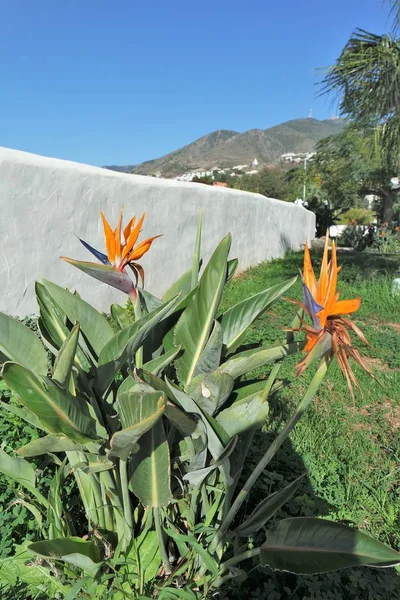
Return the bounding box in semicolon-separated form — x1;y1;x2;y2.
251;158;259;168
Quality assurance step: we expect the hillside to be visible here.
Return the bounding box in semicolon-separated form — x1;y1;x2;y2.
104;118;346;177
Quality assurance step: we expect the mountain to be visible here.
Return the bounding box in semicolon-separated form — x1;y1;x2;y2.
104;118;346;177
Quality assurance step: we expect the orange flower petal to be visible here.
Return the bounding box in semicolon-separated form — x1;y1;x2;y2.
318;233;330;302
303;243;317;296
114;209;123;262
123;216;136;242
125;235;162;262
100;211;116;263
122;213;146;259
330;298;361;316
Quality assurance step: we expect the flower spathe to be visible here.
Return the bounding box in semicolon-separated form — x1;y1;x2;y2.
62;209;161;296
292;235;374;400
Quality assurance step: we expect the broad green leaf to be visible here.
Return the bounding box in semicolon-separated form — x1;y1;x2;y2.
129;419;172;507
260;518;400;573
62;258;135;295
53;322;80;388
0;448;36;490
110;391;166;460
36;283;92;373
235;475;304;537
41;279;113;356
97;296;179;373
183;436;237;486
216;395;269;437
142;346;182;377
192;321;223;378
3;362;98;443
191;210;202;290
226;258;239;281
139;288;163;312
28;538;102;576
162;269;192;302
111;304;133;330
175;235;231;387
188;369;235;416
221;341;304;379
164;403;201;438
231;380;267;402
135;530;162;584
17;434;81;457
0;400;47;431
0;312;48;375
220;277;297;352
166;381;228;460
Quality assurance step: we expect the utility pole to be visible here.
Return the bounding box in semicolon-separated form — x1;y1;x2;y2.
303;156;308;202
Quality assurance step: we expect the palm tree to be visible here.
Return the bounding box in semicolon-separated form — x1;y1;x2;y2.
322;1;400;222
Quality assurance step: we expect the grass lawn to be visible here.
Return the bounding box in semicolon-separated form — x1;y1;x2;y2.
220;250;400;600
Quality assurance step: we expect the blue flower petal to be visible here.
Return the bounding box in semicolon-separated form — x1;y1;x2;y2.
79;238;110;265
303;284;323;329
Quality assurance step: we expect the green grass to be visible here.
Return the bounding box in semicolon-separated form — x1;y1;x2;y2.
220;249;400;600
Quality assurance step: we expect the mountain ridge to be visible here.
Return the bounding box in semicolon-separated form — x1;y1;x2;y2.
104;117;346;177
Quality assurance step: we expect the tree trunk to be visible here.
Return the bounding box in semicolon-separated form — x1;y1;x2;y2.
382;193;394;224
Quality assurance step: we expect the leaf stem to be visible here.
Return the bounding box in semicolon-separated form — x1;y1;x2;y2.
131;289;143;368
119;459;133;535
154;506;172;574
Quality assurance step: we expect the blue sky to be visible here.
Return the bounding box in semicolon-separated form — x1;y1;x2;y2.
0;0;392;166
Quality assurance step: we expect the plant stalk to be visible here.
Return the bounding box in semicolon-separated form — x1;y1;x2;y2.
119;459;133;535
131;289;143;368
154;506;172;574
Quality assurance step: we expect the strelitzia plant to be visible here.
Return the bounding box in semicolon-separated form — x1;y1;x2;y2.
0;214;398;599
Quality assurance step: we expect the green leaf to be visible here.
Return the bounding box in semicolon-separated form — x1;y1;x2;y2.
142;346;182;377
3;362;98;443
164;403;201;438
192;320;223;378
216;394;269;437
183;436;237;486
110;391;167;460
166;381;228;460
41;279;113;356
0;400;47;431
17;433;81;457
52;322;80;388
235;475;304;537
0;312;48;375
129;419;172;507
191;210;202;290
260;518;400;573
96;296;179;392
174;235;231;387
36;283;92;373
0;448;36;491
139;288;163;312
221;341;304;379
188;369;235;416
219;277;297;352
28;537;102;576
162;269;192;302
111;304;133;330
226;258;239;281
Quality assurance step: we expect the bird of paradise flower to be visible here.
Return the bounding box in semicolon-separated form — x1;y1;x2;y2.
289;236;375;401
62;209;161;301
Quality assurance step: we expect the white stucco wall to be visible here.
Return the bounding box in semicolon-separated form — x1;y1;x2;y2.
0;147;315;315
